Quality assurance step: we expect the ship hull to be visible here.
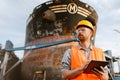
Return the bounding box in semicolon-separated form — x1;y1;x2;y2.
22;0;98;80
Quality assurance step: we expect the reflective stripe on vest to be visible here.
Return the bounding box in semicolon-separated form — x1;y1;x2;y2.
70;46;105;80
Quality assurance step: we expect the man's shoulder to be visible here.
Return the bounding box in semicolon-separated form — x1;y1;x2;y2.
66;48;71;51
64;49;71;55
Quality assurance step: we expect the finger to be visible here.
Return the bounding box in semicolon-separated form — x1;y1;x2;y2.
100;66;105;72
93;68;103;75
83;61;90;69
87;60;91;63
91;69;102;76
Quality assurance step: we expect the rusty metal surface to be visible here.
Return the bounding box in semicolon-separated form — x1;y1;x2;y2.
21;36;77;80
25;0;98;44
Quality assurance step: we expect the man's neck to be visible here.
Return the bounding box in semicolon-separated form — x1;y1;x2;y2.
80;40;91;50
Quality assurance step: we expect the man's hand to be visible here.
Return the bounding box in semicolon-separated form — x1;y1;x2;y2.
91;66;109;80
62;60;90;79
80;60;90;71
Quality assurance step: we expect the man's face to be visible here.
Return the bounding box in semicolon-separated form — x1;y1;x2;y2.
76;26;92;41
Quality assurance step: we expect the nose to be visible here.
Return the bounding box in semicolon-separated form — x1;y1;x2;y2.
77;30;83;35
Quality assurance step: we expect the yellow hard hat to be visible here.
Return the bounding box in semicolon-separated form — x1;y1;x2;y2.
75;20;94;33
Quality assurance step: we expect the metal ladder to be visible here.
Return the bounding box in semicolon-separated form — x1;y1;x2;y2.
33;70;46;80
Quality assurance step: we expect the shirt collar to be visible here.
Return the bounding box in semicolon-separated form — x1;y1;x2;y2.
78;42;93;50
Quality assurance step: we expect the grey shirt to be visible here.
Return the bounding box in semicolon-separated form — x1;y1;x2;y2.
61;44;92;72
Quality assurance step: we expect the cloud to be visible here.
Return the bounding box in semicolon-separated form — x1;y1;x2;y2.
0;0;49;46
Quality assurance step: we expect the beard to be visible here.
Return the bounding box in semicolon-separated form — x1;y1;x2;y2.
78;34;86;41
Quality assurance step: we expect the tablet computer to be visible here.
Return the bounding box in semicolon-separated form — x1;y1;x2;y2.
84;60;109;74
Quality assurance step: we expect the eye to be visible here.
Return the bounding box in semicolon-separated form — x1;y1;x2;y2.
81;29;86;31
77;28;85;32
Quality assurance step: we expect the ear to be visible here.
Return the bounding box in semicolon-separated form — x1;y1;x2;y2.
92;31;94;36
89;30;93;38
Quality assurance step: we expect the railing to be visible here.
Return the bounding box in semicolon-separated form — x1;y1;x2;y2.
0;38;78;80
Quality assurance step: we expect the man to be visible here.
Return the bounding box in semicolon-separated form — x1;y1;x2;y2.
61;20;109;80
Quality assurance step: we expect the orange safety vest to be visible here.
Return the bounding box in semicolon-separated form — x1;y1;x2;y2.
70;46;105;80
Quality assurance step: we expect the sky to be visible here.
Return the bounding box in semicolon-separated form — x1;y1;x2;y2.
0;0;120;59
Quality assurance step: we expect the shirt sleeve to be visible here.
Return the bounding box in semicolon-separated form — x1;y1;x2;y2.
61;49;71;72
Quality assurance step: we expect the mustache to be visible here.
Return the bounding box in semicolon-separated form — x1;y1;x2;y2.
78;33;83;36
